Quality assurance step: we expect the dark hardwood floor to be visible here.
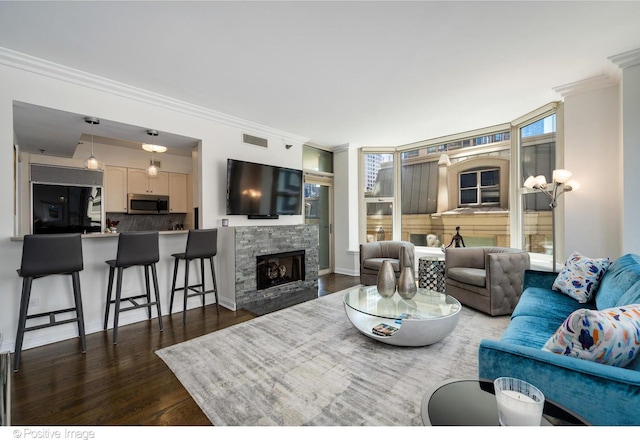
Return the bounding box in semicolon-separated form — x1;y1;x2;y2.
10;273;360;426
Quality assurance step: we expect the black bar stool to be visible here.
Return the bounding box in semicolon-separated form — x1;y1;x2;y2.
103;232;163;344
170;228;220;323
14;233;86;372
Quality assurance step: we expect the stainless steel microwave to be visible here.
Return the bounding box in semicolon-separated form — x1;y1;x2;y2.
127;193;169;214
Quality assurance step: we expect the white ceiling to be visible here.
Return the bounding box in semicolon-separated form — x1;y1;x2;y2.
1;1;640;153
12;101;200;158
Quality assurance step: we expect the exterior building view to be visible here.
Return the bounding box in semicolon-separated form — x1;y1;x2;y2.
364;115;556;256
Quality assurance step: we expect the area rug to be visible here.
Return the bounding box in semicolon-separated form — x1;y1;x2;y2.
156;289;510;426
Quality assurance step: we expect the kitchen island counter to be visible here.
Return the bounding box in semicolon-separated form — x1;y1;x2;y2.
10;229;188;241
2;228;224;355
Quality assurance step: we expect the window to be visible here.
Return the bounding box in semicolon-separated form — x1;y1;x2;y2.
362;152;395;242
519;112;557;256
521;114;556;211
303;145;333;173
394;127;510;246
360;103;560;254
401;160;438;214
363;153;394;197
459;168;500;206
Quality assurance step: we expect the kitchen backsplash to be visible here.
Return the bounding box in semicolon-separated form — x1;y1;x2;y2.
105;213;187;232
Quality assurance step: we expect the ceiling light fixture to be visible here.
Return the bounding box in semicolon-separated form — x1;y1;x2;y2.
83;116;101;171
142;129;167;153
142;144;167;153
148;158;159;177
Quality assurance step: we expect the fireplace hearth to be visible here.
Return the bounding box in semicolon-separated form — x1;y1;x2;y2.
256;250;305;290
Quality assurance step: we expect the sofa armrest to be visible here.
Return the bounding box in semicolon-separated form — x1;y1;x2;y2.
478;339;640;425
523;269;557;290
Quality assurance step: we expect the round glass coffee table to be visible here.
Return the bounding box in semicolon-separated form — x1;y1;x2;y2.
421;378;590;426
343;285;461;346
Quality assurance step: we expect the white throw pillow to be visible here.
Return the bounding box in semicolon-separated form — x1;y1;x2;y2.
552;252;611;303
542;304;640;368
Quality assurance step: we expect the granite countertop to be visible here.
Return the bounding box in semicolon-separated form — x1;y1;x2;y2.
85;230;189;238
10;230;189;241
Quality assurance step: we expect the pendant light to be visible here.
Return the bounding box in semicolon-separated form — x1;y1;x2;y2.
143;129;166;176
83;116;101;170
148;152;159;177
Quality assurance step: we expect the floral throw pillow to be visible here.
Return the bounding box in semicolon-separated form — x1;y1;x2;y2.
542;305;640;368
552;252;611;303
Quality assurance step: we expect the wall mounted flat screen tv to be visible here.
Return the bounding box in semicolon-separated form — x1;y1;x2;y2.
226;159;303;218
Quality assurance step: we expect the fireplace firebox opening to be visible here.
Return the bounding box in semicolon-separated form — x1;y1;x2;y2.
256;250;305;290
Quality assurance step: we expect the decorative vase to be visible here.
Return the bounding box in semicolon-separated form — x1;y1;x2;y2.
398;266;417;299
397;247;417;299
376;260;396;298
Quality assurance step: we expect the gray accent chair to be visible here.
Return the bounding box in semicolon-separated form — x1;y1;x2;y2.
444;247;530;316
359;241;415;286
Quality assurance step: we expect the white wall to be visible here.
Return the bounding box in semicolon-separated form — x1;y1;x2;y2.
333;145;360;276
563;84;622;260
0;59;309;353
622;64;640;255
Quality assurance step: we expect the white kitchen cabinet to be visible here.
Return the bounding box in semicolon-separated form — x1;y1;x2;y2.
127;168;169;195
169;172;188;213
105;166;128;212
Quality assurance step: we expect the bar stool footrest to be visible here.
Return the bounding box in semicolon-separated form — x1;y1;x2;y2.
24;307;82;332
186;288;217;299
109;294;160;313
25;317;82;333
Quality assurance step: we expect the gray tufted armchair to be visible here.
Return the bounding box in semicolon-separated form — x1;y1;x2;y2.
444;247;530;316
359;241;415;286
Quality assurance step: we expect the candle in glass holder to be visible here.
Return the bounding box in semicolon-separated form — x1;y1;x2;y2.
494;377;545;426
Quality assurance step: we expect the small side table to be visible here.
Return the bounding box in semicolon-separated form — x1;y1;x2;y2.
418;255;446;292
421;378;590;426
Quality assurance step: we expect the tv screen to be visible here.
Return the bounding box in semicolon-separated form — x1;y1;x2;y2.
226;159;303;217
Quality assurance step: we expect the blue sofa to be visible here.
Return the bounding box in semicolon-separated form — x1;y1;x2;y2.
478;253;640;426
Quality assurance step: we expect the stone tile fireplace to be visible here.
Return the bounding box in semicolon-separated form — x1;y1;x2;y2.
232;225;318;309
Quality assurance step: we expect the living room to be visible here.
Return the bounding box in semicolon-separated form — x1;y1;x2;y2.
1;1;640;431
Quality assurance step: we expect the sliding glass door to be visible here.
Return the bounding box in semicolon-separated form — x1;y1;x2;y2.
304;176;332;274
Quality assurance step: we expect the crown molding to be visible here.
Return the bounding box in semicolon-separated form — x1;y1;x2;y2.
0;47;309;144
608;48;640;69
331;143;353;153
553;74;619;98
